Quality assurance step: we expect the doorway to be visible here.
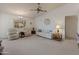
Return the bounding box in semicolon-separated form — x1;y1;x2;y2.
65;16;78;39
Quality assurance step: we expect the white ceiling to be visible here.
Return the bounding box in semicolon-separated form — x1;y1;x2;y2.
0;3;65;18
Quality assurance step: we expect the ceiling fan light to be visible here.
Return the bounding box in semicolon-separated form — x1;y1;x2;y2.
31;3;47;13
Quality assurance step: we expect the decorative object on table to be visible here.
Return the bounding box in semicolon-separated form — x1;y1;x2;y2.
19;32;25;38
14;16;26;28
31;28;36;34
56;25;60;33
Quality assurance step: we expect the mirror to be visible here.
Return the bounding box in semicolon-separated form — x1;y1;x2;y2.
44;18;50;25
14;19;26;28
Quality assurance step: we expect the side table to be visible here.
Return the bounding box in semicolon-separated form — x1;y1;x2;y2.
52;32;62;41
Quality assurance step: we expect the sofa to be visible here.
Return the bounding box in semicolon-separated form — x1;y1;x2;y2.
36;29;52;39
8;28;19;40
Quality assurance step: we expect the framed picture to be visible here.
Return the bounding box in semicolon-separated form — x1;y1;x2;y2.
14;19;26;28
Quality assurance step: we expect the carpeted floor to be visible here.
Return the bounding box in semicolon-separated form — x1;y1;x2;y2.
1;35;79;55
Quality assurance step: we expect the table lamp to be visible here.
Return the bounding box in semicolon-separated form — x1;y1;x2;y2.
56;25;60;33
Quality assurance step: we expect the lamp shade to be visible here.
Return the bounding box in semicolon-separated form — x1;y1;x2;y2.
56;25;60;29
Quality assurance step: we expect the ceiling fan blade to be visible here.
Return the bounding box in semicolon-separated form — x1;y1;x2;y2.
43;10;47;12
30;9;37;11
30;9;34;11
37;3;42;9
30;3;47;13
40;9;47;12
37;3;40;6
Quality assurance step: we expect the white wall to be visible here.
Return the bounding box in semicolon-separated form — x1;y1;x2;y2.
1;4;79;39
0;13;14;38
35;14;65;38
0;12;34;39
35;4;79;39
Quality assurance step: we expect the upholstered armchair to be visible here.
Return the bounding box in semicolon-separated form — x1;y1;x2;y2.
8;28;19;40
76;33;79;47
0;40;4;55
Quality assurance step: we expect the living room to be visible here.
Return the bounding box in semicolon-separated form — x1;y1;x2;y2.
0;3;79;55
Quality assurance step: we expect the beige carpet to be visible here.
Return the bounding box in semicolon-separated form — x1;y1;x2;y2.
1;35;79;55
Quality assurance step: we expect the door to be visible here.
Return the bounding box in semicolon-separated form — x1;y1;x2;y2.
65;16;78;39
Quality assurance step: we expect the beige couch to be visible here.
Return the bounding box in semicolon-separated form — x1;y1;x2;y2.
8;28;19;40
36;29;52;39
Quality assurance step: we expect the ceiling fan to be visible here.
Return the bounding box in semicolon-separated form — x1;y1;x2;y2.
31;3;47;13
